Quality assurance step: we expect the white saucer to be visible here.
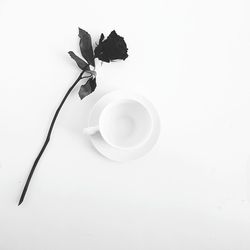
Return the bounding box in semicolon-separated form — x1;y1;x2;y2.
87;91;160;162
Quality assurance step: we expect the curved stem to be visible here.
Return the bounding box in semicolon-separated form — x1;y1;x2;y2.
18;69;86;206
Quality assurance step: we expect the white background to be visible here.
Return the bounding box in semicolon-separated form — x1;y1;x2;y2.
1;0;250;249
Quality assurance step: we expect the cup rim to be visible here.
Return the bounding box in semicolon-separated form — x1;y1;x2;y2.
97;98;154;150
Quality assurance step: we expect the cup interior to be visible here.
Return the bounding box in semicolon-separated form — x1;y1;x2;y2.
99;99;152;149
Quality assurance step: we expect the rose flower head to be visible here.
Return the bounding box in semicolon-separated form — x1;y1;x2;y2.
94;30;128;63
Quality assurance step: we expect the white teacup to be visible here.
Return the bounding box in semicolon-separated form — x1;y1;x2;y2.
84;98;153;149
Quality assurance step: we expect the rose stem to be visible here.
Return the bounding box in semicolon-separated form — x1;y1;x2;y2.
18;68;87;206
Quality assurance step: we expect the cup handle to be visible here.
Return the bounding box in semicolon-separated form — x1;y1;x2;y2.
83;125;99;136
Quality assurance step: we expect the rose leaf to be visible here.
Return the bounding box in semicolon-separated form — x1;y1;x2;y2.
68;51;89;70
78;28;95;67
78;77;97;100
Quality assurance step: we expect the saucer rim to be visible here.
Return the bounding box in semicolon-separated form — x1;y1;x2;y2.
87;90;161;162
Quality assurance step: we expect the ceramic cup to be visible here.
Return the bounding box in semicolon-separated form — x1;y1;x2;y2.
84;98;153;150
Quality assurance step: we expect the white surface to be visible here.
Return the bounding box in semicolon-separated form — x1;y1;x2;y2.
0;0;250;249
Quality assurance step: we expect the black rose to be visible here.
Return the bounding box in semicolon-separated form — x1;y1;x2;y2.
94;30;128;63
